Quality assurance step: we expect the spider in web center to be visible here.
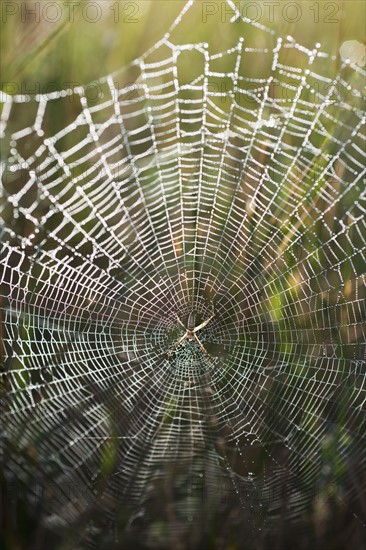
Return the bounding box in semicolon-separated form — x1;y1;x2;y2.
174;308;215;356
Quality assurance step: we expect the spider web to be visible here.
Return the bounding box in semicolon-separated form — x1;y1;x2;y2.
1;1;366;547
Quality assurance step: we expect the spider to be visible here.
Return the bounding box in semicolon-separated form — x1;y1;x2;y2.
174;308;215;356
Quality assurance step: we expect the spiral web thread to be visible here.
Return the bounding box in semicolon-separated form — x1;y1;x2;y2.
1;0;366;546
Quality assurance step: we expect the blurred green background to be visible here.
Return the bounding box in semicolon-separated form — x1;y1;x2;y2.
1;0;365;91
1;2;365;550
